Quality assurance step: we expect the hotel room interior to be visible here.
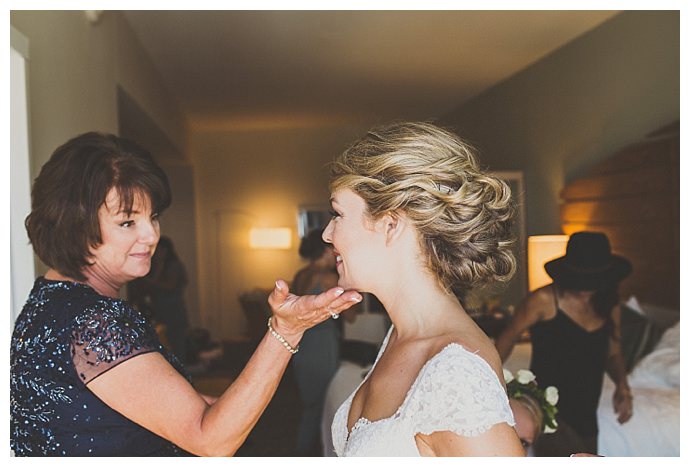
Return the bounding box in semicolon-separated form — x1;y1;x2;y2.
10;10;679;457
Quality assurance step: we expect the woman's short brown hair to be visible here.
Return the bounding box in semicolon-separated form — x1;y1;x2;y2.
25;132;171;281
329;121;515;294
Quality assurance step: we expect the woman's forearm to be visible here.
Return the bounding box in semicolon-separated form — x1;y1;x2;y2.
494;332;516;362
196;328;302;456
606;353;629;390
84;283;359;456
188;281;359;455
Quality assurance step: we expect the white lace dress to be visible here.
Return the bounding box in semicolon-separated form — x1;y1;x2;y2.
331;326;515;456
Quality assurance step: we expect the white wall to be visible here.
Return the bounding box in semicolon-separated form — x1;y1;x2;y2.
10;27;35;325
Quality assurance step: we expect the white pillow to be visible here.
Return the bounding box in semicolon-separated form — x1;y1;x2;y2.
639;301;680;329
629;322;680;389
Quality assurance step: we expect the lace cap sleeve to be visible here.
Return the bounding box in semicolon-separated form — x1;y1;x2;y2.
405;344;515;438
69;298;161;384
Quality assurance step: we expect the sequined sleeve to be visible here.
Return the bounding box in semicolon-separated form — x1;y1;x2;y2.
69;299;162;385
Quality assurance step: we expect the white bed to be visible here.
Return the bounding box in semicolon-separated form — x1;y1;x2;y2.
597;320;680;456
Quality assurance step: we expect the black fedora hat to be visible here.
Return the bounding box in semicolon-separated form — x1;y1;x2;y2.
544;231;632;291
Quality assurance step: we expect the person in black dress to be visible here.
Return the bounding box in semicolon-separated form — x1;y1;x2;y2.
10;132;362;456
130;236;191;362
496;231;633;456
290;228;341;455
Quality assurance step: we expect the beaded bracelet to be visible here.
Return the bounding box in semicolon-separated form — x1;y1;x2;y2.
267;317;299;354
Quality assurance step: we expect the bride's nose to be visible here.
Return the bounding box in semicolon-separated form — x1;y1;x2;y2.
322;220;334;243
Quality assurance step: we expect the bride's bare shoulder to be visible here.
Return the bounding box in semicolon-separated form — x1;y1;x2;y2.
435;328;505;383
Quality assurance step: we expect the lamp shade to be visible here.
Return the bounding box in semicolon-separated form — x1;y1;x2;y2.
527;235;569;291
249;227;292;249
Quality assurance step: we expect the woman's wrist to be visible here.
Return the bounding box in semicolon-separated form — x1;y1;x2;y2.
268;316;303;350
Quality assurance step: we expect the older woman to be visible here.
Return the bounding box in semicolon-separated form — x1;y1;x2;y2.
10;132;361;456
325;122;524;456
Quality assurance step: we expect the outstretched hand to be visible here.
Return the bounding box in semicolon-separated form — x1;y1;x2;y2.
268;279;362;337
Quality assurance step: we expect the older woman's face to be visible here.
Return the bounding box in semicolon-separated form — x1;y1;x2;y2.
89;188;160;285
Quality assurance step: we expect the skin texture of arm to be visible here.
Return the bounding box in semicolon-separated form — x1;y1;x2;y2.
605;304;633;424
415;423;526;456
86;280;362;456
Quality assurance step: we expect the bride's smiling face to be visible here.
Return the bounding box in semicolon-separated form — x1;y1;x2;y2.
322;188;386;291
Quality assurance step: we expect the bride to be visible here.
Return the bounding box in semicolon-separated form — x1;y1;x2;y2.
324;122;524;456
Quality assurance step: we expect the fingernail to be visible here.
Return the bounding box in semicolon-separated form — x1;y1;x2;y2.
351;296;362;302
275;281;282;291
334;288;344;296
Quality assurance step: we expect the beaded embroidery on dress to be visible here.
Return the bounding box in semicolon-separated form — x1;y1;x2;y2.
331;326;515;456
10;278;189;456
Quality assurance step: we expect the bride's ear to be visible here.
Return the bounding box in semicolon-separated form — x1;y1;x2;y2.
381;212;406;247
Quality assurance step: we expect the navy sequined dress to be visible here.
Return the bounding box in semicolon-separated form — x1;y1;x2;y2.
10;277;191;456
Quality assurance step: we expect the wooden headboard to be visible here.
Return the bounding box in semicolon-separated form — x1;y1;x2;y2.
559;122;679;309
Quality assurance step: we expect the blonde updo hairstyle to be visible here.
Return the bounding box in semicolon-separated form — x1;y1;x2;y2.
329;122;515;294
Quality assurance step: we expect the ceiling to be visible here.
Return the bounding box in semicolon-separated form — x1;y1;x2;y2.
123;10;619;132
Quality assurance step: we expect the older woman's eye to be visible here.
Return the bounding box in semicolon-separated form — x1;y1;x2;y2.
328;209;340;219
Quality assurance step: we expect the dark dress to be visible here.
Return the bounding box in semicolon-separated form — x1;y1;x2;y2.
10;277;191;456
529;290;609;446
149;260;190;362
